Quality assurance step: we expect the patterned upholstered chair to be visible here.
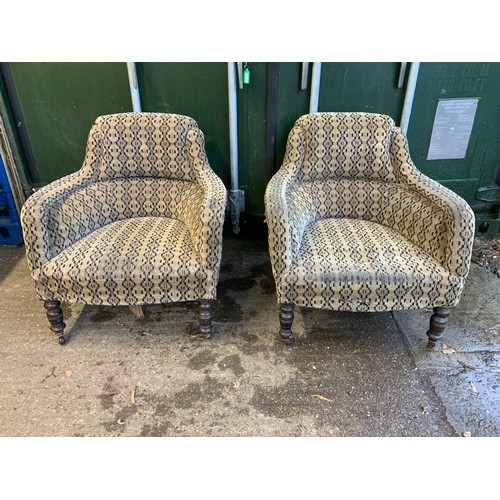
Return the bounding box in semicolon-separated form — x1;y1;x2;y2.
21;112;227;345
265;112;475;347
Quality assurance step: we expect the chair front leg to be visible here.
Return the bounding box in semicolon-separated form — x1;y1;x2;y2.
426;306;451;348
279;303;294;343
199;300;212;338
44;300;67;345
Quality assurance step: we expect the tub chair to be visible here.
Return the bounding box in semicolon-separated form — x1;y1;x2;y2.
265;112;474;347
21;112;227;344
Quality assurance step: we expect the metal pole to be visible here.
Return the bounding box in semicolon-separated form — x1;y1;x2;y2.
0;62;40;185
126;62;142;112
227;62;244;234
400;62;420;134
266;63;279;179
309;62;322;113
301;63;309;90
227;62;238;192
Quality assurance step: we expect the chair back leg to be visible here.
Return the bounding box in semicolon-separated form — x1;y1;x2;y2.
44;300;67;345
199;300;213;338
279;303;294;343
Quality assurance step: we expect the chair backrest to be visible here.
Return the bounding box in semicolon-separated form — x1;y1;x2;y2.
292;112;397;182
91;112;199;182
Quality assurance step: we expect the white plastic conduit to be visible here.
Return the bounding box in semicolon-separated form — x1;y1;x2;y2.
309;62;322;113
227;62;238;192
400;62;420;135
227;62;244;234
126;62;142;112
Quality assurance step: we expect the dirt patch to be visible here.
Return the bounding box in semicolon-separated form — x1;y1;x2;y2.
471;235;500;277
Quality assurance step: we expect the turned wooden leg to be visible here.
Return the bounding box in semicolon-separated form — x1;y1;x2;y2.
279;303;294;343
199;300;212;339
426;306;451;348
44;300;67;345
129;305;144;319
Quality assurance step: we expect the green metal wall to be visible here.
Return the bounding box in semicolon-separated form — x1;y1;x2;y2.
236;62;268;216
276;62;408;172
136;62;231;187
9;62;131;184
407;62;500;203
319;62;407;116
2;62;499;218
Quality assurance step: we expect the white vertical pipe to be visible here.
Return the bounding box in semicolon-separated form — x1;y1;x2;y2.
126;62;142;112
309;62;322;113
227;62;238;191
400;62;420;134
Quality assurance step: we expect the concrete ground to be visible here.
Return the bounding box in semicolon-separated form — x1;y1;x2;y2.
0;222;499;438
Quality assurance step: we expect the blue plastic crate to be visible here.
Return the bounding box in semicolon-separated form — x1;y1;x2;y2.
0;155;11;193
0;155;24;245
0;191;7;207
0;218;23;245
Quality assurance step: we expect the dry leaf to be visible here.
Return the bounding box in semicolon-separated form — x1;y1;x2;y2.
441;345;456;354
65;370;73;378
469;381;479;395
312;394;333;403
130;387;136;405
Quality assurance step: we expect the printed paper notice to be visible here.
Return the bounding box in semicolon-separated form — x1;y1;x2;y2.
427;98;479;160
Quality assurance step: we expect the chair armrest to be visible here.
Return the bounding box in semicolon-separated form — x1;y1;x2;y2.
265;125;315;279
265;162;318;279
21;122;103;273
391;128;475;278
185;129;227;272
20;170;96;273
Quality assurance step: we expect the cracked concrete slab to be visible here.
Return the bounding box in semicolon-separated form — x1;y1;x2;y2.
393;261;500;437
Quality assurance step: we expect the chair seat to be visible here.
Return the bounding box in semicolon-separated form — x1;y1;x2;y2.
35;217;210;305
280;218;462;311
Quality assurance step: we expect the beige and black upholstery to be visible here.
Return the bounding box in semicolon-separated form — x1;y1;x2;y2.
21;112;227;344
265;112;474;346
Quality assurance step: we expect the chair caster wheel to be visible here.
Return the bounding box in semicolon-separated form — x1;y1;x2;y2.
58;336;66;346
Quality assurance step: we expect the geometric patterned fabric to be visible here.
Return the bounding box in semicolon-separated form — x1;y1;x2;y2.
281;218;462;311
95;113;199;182
21;112;227;306
296;112;397;182
265;112;475;312
35;217;211;305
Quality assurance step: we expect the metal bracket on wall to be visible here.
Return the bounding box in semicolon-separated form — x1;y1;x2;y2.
397;62;408;88
236;63;244;89
227;189;245;234
301;63;309;90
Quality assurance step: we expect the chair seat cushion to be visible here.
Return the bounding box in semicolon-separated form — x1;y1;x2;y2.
34;217;212;305
280;218;462;311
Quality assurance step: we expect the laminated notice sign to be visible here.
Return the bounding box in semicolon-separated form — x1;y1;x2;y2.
427;98;479;160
